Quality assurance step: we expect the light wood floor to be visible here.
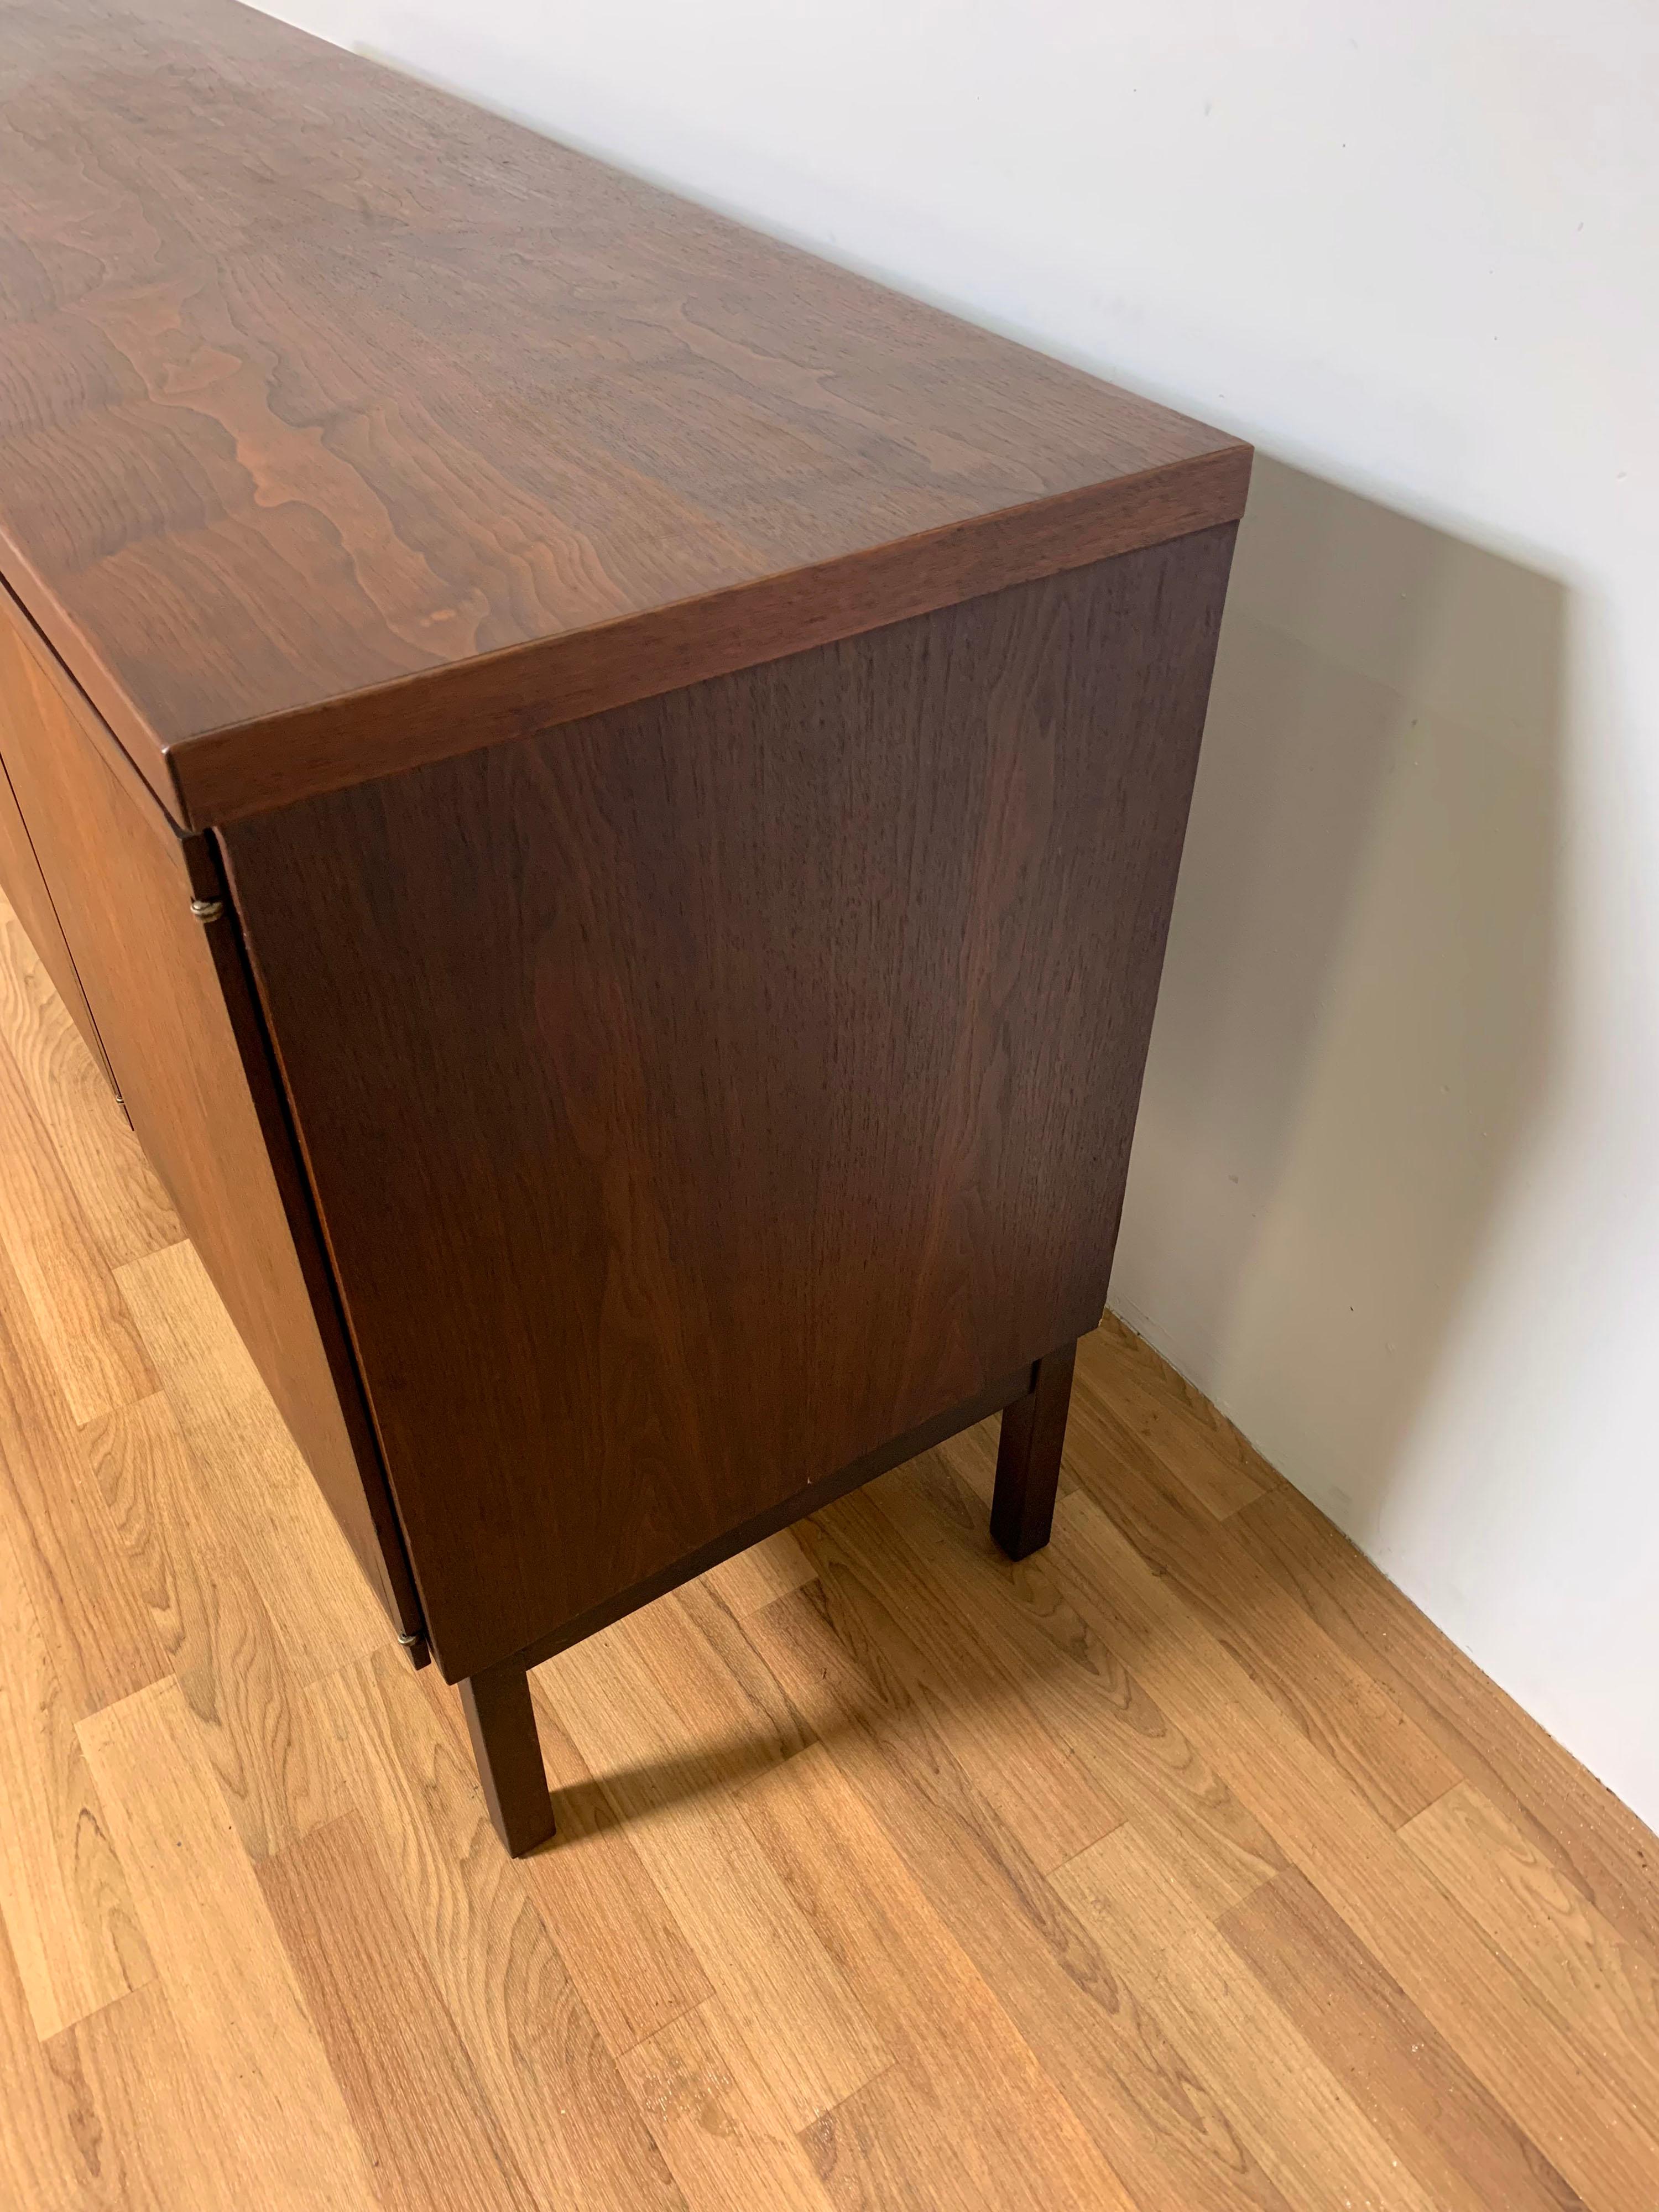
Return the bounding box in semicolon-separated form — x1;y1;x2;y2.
1;893;1657;2212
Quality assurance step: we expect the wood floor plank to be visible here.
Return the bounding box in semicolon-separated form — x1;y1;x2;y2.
513;1684;716;2057
77;1676;382;2212
259;1811;539;2212
742;1578;1307;2212
1043;1384;1460;1828
115;1240;386;1681
1219;1867;1587;2212
1402;1782;1659;2138
0;1515;152;2038
670;1579;821;1764
0;1041;155;1424
619;1580;860;1807
542;1610;893;2133
786;1486;1122;1872
1079;1317;1272;1517
1045;1485;1659;2212
699;1529;816;1617
619;1998;843;2212
43;1979;244;2212
83;1394;345;1860
742;1739;1139;2212
877;1449;1292;1916
0;900;179;1271
801;2064;979;2212
0;1241;168;1717
1233;1481;1659;1966
311;1646;688;2212
0;1868;81;2212
1053;1822;1443;2212
807;2063;1135;2212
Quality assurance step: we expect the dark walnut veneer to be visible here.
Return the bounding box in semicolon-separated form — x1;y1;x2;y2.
0;0;1248;1852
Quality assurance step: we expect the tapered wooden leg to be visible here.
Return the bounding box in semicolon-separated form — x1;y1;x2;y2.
990;1340;1076;1560
459;1661;556;1856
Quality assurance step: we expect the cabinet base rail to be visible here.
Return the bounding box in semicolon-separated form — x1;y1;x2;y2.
456;1340;1078;1858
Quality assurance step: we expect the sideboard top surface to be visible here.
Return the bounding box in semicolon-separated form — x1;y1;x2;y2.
0;0;1249;823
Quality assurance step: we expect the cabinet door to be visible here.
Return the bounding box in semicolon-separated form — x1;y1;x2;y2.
0;748;121;1102
0;586;421;1641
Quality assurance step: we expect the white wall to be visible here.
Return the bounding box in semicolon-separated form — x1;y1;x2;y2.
264;0;1659;1825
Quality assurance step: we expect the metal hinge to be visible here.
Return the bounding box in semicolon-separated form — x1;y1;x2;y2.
189;896;225;922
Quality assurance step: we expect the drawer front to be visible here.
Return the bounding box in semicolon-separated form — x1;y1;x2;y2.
0;587;419;1638
0;747;120;1099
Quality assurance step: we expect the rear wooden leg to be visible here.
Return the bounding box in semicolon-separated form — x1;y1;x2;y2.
990;1340;1077;1561
459;1661;556;1856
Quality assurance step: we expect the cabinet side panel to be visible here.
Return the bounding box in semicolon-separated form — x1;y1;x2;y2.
0;750;119;1095
0;592;418;1635
223;528;1236;1679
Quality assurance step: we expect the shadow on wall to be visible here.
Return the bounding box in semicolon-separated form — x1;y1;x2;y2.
1111;457;1565;1545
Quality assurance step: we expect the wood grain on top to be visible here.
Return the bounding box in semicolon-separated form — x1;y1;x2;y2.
0;0;1249;825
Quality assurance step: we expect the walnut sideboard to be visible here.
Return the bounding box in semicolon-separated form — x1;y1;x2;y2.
0;0;1249;1853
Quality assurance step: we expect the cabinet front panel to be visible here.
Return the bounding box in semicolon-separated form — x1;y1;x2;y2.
0;591;416;1633
223;530;1235;1680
